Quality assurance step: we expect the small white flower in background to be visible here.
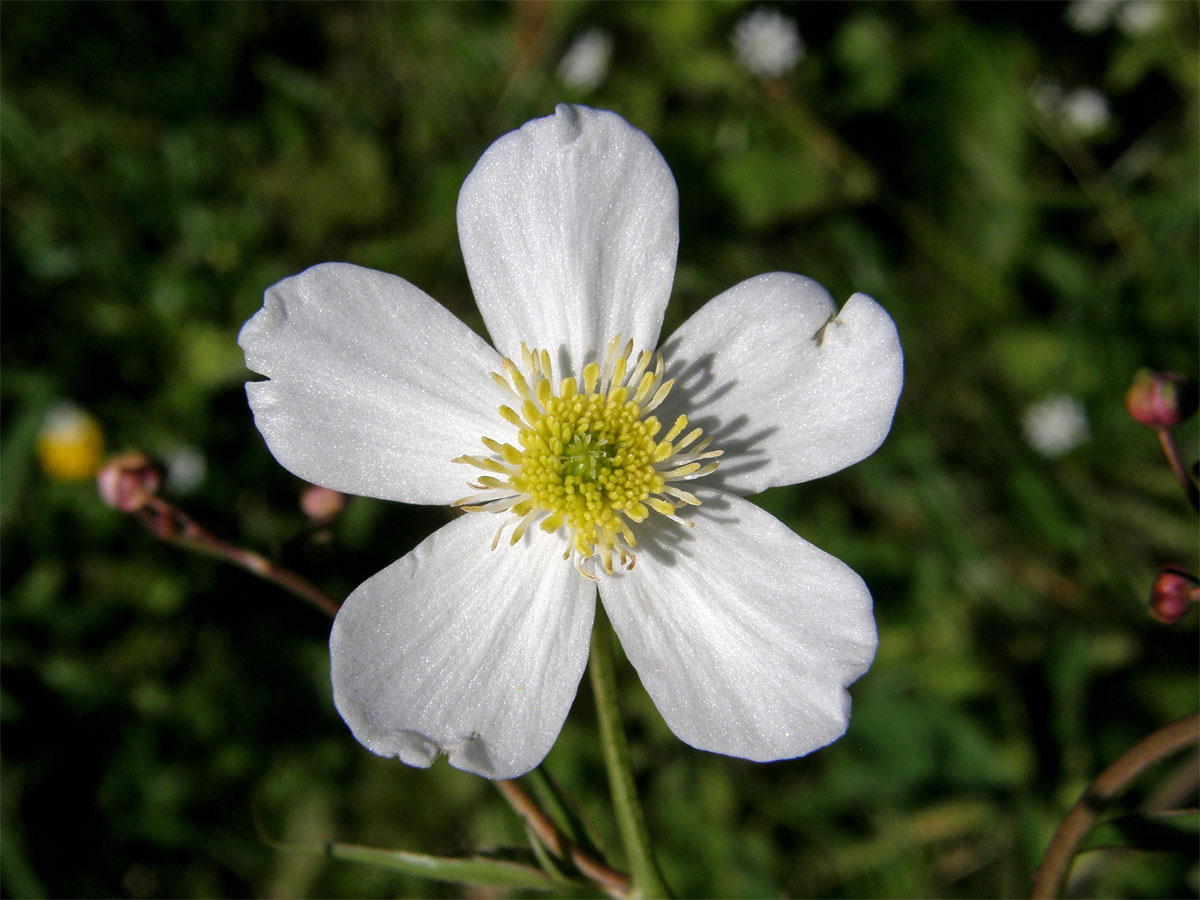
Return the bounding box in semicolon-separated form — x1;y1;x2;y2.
164;445;207;494
239;105;903;779
1116;0;1164;36
1023;395;1090;458
557;29;613;93
1065;0;1121;33
1060;87;1112;138
732;8;804;79
1031;80;1111;139
1065;0;1164;35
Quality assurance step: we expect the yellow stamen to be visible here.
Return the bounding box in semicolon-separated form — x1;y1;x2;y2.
454;335;720;573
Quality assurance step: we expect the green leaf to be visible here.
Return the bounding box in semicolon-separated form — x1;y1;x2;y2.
322;842;555;890
1080;810;1200;855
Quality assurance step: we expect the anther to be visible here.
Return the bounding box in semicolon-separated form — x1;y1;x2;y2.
454;334;720;571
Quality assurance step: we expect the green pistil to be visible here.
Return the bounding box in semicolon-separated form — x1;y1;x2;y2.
561;433;615;483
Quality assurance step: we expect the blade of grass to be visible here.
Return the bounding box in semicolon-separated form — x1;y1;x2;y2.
323;842;555;890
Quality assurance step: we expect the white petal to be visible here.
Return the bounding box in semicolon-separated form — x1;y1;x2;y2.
599;489;876;762
458;104;679;374
659;273;903;494
239;262;508;505
330;511;596;779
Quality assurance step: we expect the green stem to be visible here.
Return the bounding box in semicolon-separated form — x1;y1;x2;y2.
589;610;671;899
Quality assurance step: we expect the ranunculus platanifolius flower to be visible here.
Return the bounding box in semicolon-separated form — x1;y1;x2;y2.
239;105;903;779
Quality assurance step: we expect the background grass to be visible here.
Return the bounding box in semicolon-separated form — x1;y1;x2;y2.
2;2;1197;897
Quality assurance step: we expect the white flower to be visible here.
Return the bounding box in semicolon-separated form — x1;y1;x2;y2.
1023;394;1090;458
164;445;207;494
1065;0;1164;34
1065;0;1120;33
557;29;613;92
1060;87;1112;137
239;105;903;779
1031;80;1112;139
1115;0;1164;35
732;8;804;79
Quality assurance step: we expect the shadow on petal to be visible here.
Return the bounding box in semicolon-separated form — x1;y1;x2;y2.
657;342;777;496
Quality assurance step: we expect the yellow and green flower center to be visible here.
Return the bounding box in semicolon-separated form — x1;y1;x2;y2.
454;336;721;576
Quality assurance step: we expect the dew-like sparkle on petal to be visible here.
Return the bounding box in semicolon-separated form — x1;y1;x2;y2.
454;336;720;576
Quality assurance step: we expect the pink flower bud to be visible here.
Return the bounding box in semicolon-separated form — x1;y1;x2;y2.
1148;566;1198;625
96;452;163;513
1125;370;1198;429
300;485;346;522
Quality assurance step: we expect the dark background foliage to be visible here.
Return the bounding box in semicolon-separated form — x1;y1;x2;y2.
2;2;1196;897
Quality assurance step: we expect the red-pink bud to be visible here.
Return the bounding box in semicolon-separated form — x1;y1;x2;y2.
1148;566;1199;625
300;485;346;522
1125;370;1198;429
96;452;163;513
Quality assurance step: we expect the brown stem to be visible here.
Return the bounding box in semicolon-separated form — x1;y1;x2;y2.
1031;712;1200;898
494;778;630;897
136;496;341;618
1156;428;1200;513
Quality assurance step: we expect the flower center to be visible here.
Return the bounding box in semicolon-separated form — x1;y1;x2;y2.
454;336;721;576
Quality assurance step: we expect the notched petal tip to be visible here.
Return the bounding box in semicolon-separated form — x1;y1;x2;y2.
363;725;513;779
236;289;288;369
812;310;840;347
445;732;508;778
347;709;538;780
237;262;373;374
329;516;596;782
824;291;905;392
362;727;440;769
659;275;903;493
553;102;583;144
457;104;679;366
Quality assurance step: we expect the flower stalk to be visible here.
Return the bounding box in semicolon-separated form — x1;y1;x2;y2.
133;494;342;618
1031;711;1200;898
589;610;672;899
494;778;630;896
1125;369;1199;512
1155;427;1199;513
97;452;342;618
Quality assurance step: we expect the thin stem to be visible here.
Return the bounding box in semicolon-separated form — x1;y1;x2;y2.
589;611;671;899
494;778;630;897
136;495;341;617
1156;427;1200;513
1031;712;1200;899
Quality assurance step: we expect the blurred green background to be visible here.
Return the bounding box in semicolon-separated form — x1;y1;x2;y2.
2;2;1197;897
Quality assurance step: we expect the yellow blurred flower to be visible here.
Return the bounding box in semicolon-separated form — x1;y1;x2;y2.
36;403;105;481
